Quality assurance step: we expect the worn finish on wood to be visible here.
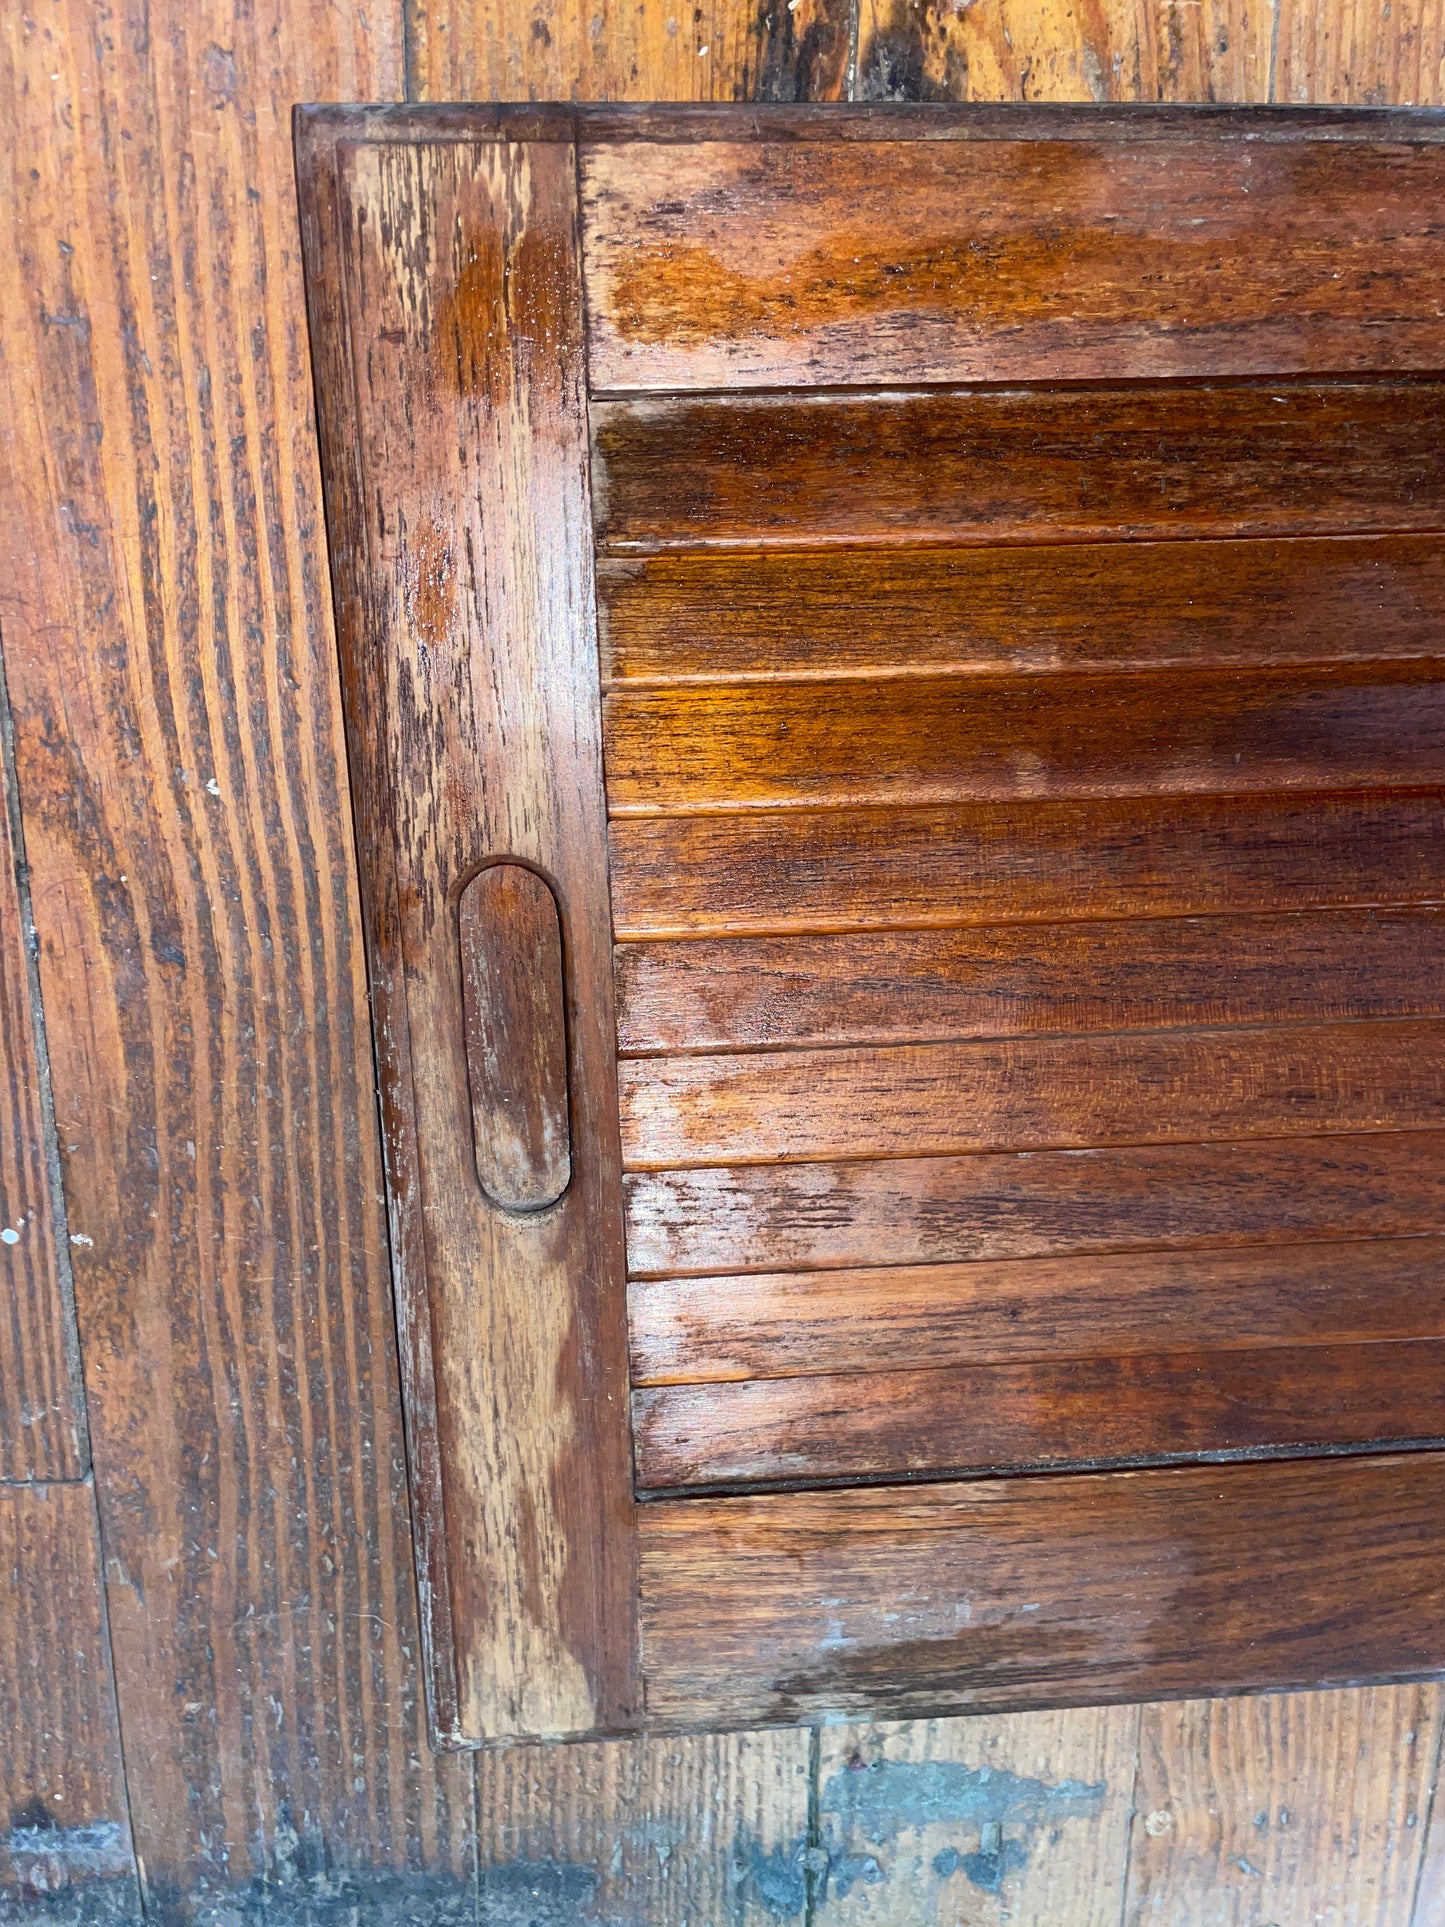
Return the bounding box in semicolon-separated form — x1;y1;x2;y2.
581;139;1445;391
617;909;1445;1055
591;382;1445;549
0;702;82;1481
1276;0;1445;108
0;9;477;1910
629;1236;1445;1384
459;863;571;1214
0;1484;138;1916
640;1452;1445;1727
852;0;1272;107
635;1338;1445;1489
624;1133;1445;1279
299;128;637;1743
597;534;1445;685
609;789;1445;937
1124;1686;1445;1926
409;0;851;111
618;1018;1445;1168
475;1727;812;1923
605;662;1445;815
812;1706;1139;1926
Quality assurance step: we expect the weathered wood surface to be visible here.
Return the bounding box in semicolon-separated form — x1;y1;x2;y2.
299;128;637;1743
591;383;1445;547
610;789;1445;938
1124;1686;1445;1926
1277;0;1445;107
640;1453;1445;1728
582;139;1445;390
0;3;477;1911
409;0;851;112
475;1727;813;1923
812;1706;1140;1926
629;1237;1445;1384
597;534;1445;683
0;1483;138;1918
0;697;83;1481
634;1338;1445;1489
624;1133;1445;1278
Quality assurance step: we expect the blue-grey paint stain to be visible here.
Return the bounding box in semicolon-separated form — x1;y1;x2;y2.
819;1755;1107;1902
733;1834;809;1920
4;1826;132;1882
477;1860;601;1927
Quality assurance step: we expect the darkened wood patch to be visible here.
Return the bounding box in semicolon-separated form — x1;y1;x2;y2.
623;1134;1445;1278
639;1452;1445;1726
609;789;1445;937
634;1338;1445;1488
628;1236;1445;1383
581;138;1445;390
616;909;1445;1054
591;383;1445;551
0;706;83;1480
300;129;638;1743
596;534;1445;685
0;1483;138;1916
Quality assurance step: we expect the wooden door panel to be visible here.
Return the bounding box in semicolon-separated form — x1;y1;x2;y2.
299;103;1445;1744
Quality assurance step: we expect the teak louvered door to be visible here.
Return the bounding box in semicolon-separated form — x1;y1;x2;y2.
297;103;1445;1748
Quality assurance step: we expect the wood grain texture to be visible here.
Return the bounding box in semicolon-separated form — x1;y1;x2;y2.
628;1236;1445;1384
300;129;637;1743
624;1133;1445;1279
596;534;1445;685
1124;1686;1445;1926
604;662;1445;815
0;1483;138;1915
0;10;476;1910
0;702;83;1481
581;139;1445;391
639;1452;1445;1727
408;0;850;110
634;1339;1445;1488
591;383;1445;549
1276;0;1445;107
459;863;571;1213
812;1706;1139;1926
475;1727;813;1924
616;908;1445;1055
609;788;1445;937
618;1018;1445;1169
852;0;1271;106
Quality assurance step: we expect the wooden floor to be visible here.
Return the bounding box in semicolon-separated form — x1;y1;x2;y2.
4;0;1445;1921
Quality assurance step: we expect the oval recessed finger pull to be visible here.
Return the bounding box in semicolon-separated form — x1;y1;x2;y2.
458;862;571;1212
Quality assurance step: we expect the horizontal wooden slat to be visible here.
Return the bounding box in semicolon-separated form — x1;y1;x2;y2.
638;1452;1445;1726
591;383;1445;551
634;1339;1445;1490
619;1018;1445;1169
596;534;1445;685
628;1236;1445;1384
582;138;1445;392
616;908;1445;1055
624;1134;1445;1280
609;788;1445;938
604;661;1445;815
